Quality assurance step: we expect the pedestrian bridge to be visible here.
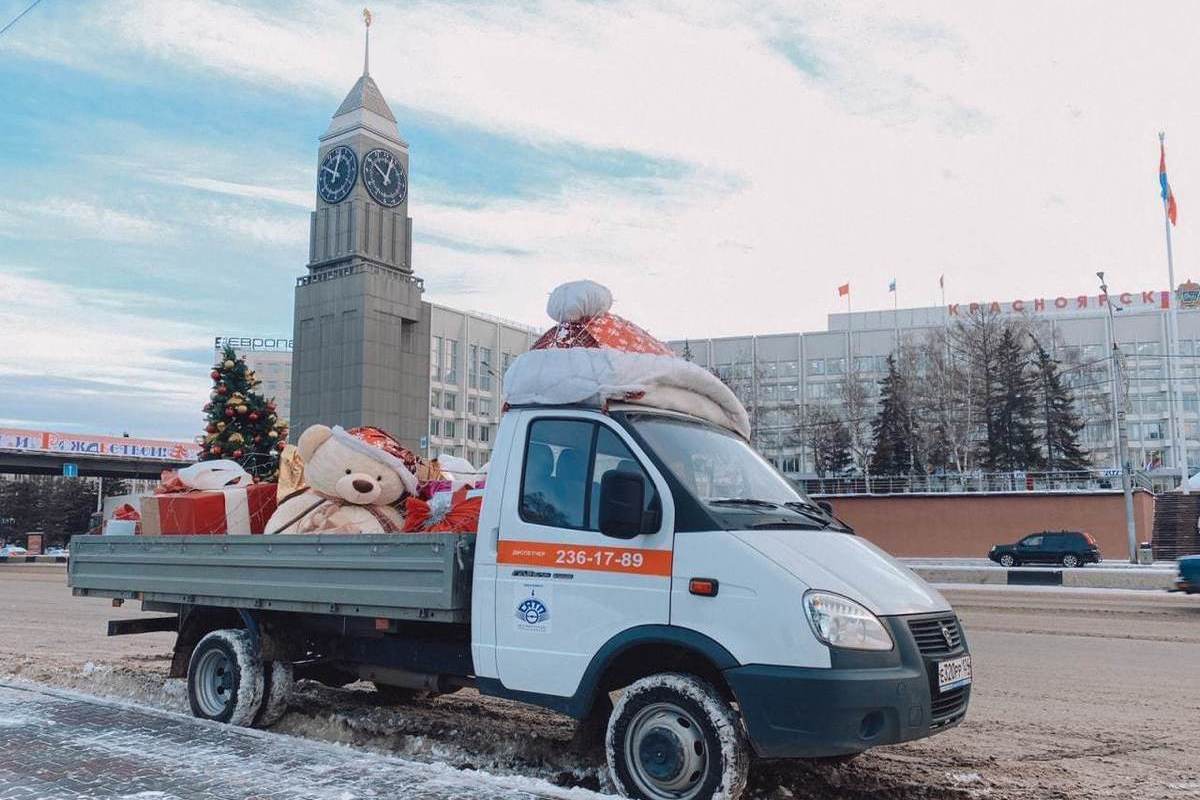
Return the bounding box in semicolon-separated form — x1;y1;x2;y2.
0;427;198;480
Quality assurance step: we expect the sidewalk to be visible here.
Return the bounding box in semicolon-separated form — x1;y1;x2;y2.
0;682;600;800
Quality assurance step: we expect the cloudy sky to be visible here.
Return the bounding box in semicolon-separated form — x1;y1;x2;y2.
1;0;1197;439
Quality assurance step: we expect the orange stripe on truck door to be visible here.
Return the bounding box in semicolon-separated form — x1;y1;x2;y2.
497;540;672;577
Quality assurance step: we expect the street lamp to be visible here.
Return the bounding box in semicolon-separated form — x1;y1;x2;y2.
1098;271;1138;563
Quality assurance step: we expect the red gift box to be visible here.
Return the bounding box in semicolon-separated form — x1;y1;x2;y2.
140;483;277;535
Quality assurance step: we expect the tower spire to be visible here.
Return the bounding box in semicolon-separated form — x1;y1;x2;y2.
362;7;372;76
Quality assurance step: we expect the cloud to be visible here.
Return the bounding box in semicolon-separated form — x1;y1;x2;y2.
158;175;312;209
0;271;211;437
7;0;1200;343
0;197;171;243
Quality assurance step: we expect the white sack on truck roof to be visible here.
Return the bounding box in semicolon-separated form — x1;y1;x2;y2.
503;280;751;440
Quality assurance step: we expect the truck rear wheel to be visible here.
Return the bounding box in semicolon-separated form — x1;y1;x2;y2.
606;673;749;800
187;629;264;726
253;661;294;728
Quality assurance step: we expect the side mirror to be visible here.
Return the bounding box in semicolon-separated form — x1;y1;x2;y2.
816;500;833;515
599;470;646;539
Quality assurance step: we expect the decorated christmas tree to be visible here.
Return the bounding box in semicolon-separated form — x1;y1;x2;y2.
197;345;289;481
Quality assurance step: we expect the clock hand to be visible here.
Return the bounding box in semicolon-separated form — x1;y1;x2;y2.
322;165;340;178
373;161;390;184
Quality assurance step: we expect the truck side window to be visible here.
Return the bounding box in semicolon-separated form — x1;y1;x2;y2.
520;420;592;529
589;427;658;531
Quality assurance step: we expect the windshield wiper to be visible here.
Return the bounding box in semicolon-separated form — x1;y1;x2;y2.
785;501;852;531
708;498;780;508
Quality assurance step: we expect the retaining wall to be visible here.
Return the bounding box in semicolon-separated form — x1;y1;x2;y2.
820;490;1155;558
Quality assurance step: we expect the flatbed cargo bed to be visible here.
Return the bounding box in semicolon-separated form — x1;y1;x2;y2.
68;534;474;623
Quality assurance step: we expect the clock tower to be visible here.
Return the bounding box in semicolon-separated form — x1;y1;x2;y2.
290;10;432;447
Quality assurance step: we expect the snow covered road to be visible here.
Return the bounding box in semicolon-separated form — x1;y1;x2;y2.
0;682;608;800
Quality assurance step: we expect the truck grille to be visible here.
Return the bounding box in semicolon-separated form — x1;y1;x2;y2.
907;615;963;657
930;685;969;726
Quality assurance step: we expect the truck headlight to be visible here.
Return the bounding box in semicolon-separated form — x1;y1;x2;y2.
803;590;893;651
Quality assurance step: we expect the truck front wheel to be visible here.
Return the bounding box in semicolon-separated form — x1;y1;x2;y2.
187;629;264;726
606;673;749;800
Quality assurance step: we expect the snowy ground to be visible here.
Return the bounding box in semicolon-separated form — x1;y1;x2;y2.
3;566;1200;799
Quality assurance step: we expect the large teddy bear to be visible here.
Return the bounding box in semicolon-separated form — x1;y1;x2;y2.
265;424;417;534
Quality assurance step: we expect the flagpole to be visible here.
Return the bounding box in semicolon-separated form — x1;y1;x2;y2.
893;280;900;351
1161;131;1189;494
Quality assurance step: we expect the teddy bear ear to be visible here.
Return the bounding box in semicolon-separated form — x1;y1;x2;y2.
296;424;333;462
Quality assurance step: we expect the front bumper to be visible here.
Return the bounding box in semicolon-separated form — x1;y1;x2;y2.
725;614;970;759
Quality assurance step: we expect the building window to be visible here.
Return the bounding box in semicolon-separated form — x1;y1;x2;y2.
780;456;801;474
430;418;440;437
502;352;514;376
431;336;442;379
444;392;457;412
469;344;479;389
446;339;459;383
826;357;846;375
807;358;825;376
431;390;441;408
480;425;490;443
479;397;494;416
468;397;477;415
468;423;477;441
444;420;456;438
480;347;493;390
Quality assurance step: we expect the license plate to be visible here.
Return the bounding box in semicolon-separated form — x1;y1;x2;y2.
937;655;972;692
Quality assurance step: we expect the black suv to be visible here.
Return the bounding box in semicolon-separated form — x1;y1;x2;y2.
988;531;1101;568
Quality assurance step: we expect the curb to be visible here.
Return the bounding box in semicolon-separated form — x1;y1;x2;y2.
911;565;1175;591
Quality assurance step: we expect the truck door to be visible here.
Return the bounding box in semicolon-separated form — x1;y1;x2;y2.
493;411;674;698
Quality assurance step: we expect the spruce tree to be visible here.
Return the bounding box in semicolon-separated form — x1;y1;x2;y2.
981;328;1043;472
869;356;916;475
1034;343;1090;471
198;345;289;481
809;407;852;477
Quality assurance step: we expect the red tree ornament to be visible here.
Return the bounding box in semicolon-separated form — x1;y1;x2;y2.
210;445;222;455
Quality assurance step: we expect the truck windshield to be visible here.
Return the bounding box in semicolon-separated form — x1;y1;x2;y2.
626;413;815;509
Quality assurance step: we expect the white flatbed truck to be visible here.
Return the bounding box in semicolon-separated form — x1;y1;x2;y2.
71;404;971;800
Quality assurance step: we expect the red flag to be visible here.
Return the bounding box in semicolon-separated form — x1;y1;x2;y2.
837;283;849;297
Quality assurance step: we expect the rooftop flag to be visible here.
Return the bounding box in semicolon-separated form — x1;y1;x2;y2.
1160;136;1178;226
837;283;850;297
888;278;896;293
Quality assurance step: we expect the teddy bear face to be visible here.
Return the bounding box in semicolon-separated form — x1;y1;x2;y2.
297;425;409;506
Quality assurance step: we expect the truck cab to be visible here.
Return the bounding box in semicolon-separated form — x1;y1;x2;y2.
472;404;969;796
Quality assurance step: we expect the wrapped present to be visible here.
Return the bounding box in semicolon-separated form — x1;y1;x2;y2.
402;486;482;534
277;444;307;502
141;460;276;535
109;503;142;535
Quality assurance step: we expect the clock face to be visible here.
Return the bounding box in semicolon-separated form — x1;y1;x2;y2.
317;145;358;204
362;148;407;208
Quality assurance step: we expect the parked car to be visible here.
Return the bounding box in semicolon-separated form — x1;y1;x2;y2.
1177;555;1200;593
988;531;1101;568
0;545;28;557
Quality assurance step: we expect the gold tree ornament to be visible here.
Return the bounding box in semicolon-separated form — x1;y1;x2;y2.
363;7;372;27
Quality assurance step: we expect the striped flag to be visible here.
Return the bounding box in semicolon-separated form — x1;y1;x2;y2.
1161;138;1178;226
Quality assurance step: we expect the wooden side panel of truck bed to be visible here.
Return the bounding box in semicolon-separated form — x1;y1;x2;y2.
68;534;474;623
